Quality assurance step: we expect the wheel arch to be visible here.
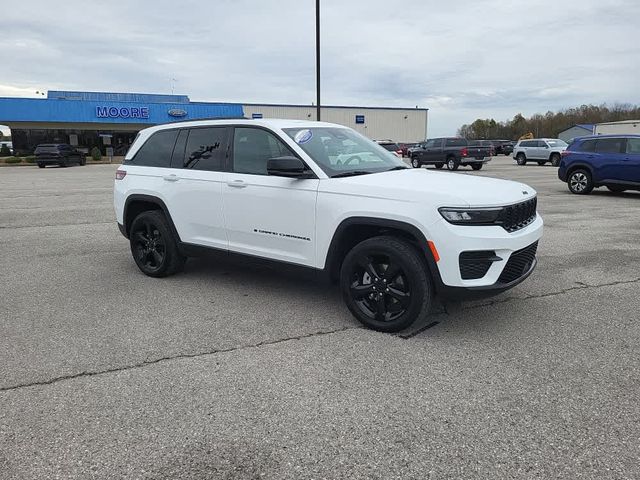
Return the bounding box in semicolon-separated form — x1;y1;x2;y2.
566;162;595;181
323;216;442;288
123;194;181;241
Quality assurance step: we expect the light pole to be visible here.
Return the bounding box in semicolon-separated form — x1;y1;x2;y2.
315;0;321;121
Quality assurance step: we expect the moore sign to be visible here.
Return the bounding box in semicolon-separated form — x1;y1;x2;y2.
95;106;150;119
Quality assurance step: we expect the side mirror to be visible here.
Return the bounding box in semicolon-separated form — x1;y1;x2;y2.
267;156;311;178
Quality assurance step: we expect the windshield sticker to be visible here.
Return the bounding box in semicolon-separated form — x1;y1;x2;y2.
294;129;313;144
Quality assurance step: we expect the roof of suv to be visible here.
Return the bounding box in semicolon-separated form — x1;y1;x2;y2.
142;118;340;135
571;134;640;140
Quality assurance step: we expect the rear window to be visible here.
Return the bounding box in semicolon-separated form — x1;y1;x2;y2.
579;139;597;152
130;129;179;167
596;138;625;154
35;145;61;153
445;138;467;147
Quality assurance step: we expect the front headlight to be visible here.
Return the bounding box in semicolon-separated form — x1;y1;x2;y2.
438;207;503;225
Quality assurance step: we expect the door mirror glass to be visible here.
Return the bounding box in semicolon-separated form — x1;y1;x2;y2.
267;156;308;178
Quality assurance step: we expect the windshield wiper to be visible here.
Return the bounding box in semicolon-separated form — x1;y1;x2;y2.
331;170;371;178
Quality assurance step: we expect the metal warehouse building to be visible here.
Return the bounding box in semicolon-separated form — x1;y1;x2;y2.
0;90;428;155
594;119;640;136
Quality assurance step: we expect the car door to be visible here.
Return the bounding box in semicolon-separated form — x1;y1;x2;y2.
594;137;627;183
519;140;533;158
163;126;230;250
425;138;444;162
624;137;640;183
531;140;546;159
416;139;434;162
221;126;319;266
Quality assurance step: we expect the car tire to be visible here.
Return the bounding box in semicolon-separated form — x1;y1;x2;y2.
446;157;459;171
568;169;594;195
537;161;546;166
471;164;483;171
550;153;561;167
411;157;420;168
340;236;432;333
607;185;626;193
435;163;444;169
37;163;45;168
515;153;527;165
129;210;186;278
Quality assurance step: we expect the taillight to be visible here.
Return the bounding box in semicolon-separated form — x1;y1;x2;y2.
396;150;403;155
461;148;468;157
561;151;570;157
115;169;127;180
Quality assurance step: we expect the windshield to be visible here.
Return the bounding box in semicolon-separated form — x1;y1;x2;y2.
283;127;406;176
546;140;568;147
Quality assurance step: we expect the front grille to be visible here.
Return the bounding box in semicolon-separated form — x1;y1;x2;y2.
459;251;496;280
499;197;537;232
498;241;538;284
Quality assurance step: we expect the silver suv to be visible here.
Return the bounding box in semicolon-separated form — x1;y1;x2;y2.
513;138;567;166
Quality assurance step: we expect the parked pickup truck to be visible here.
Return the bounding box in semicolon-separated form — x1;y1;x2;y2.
410;137;493;171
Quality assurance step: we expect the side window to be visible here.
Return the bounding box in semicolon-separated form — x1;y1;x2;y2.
184;127;229;171
596;138;625;154
580;139;596;152
445;138;466;147
424;139;435;148
132;130;179;167
233;127;295;175
625;138;640;154
537;141;547;147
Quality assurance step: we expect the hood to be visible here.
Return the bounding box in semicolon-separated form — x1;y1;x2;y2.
320;169;536;208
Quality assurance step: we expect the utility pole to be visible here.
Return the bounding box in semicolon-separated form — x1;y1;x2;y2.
315;0;321;121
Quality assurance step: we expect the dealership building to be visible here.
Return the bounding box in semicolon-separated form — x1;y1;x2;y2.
0;91;428;155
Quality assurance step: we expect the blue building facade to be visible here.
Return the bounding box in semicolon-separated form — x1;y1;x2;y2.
0;91;244;155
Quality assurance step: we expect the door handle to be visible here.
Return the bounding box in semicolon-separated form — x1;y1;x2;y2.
227;179;248;188
163;174;179;182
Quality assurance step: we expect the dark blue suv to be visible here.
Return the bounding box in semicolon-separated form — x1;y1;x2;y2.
558;135;640;194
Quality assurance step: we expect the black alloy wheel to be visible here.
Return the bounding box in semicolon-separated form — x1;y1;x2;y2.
550;153;561;167
129;210;185;277
434;163;444;169
37;163;45;168
537;161;546;166
515;153;527;165
340;236;432;332
471;164;483;170
607;185;626;193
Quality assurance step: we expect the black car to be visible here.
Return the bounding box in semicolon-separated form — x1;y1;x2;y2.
491;139;514;155
35;144;86;168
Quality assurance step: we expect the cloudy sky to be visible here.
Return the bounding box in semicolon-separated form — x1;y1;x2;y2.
1;0;639;136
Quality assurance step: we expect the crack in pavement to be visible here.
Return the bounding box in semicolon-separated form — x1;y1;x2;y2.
457;277;640;311
0;326;362;394
3;277;639;393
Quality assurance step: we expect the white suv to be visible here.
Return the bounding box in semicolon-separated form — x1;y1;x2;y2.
513;138;568;166
114;119;543;332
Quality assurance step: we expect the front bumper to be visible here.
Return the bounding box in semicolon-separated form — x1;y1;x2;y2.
427;214;543;296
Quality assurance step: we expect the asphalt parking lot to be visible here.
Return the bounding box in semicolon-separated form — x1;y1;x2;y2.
1;158;639;479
